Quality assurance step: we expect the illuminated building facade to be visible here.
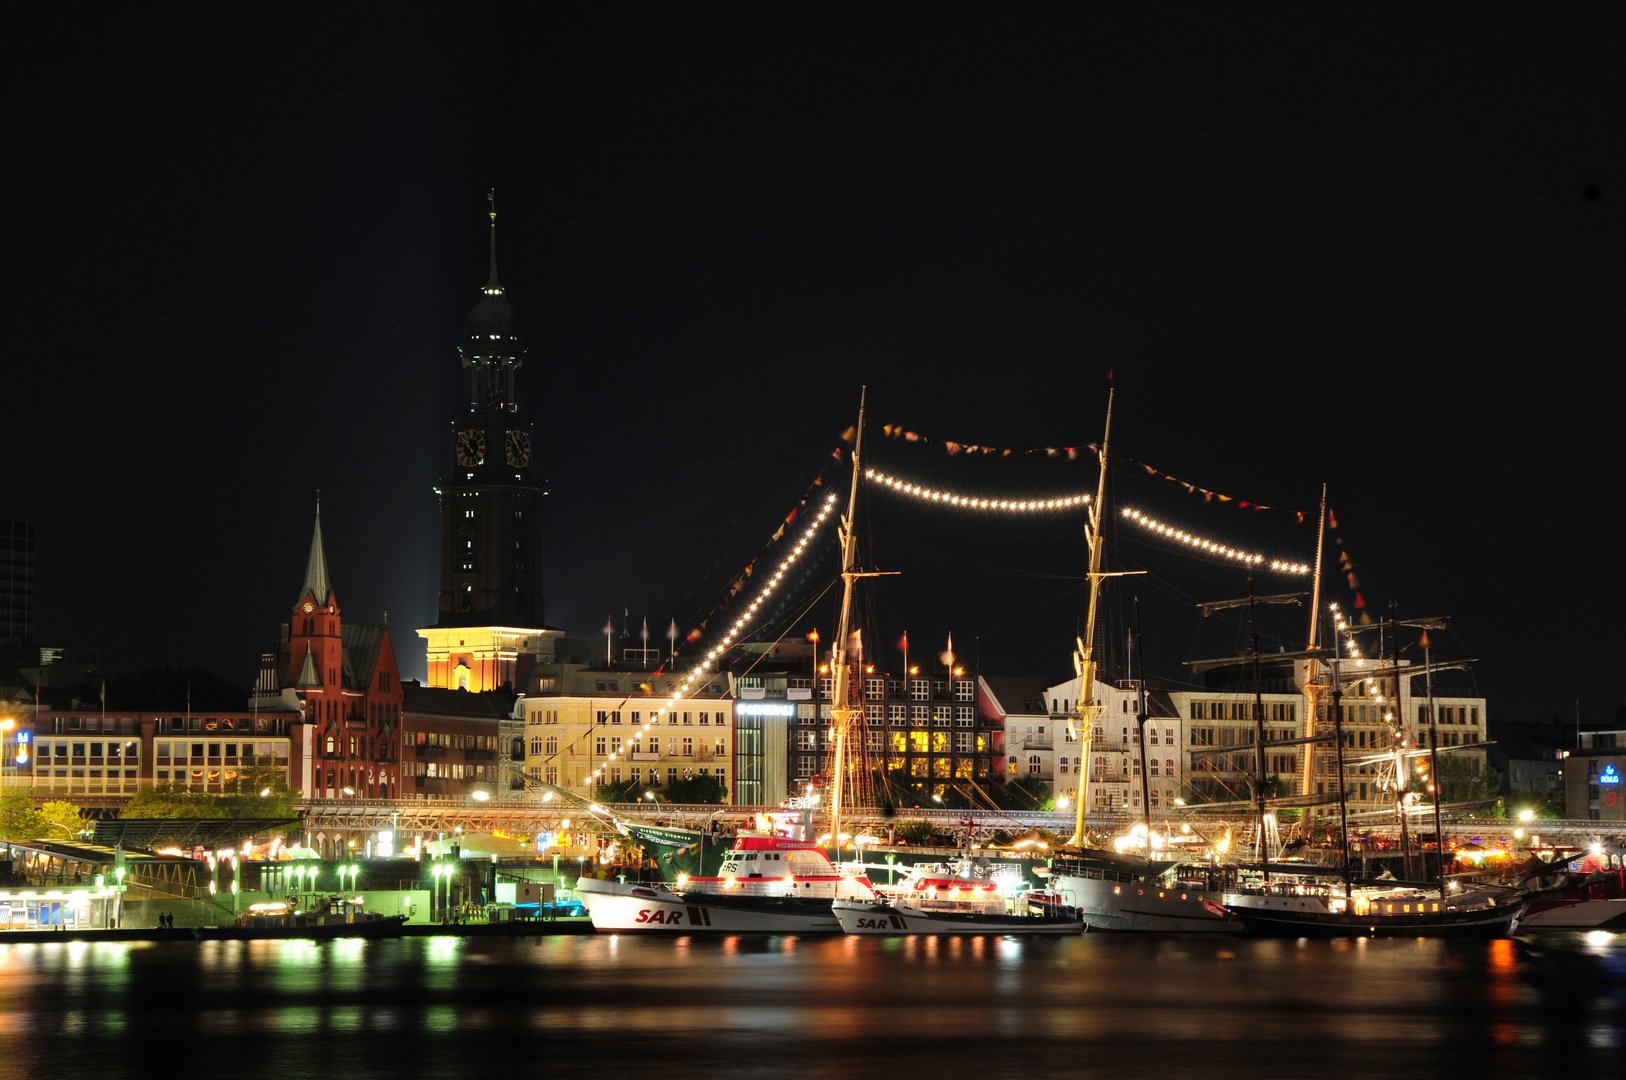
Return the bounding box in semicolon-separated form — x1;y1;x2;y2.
276;505;403;800
18;710;296;799
522;663;734;802
1043;676;1183;824
419;199;554;692
790;664;995;798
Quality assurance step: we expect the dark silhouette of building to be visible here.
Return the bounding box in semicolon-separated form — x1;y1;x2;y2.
419;196;557;692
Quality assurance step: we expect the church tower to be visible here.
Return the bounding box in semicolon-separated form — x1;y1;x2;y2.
419;195;558;692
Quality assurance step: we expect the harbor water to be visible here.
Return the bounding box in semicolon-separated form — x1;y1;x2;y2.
1;931;1621;1079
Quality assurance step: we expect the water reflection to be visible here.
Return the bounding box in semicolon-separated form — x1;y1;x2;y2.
0;934;1620;1078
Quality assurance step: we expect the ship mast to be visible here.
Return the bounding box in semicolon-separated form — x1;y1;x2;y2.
827;388;868;861
1298;484;1328;801
1068;391;1114;848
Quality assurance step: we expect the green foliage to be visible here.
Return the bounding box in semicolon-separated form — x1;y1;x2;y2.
1436;755;1503;807
997;777;1053;811
594;778;645;804
121;755;298;821
222;754;301;817
38;800;90;838
123;784;229;819
663;775;727;804
0;791;51;841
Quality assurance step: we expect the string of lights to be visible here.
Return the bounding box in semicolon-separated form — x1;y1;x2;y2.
866;469;1092;513
586;490;842;787
1120;508;1311;574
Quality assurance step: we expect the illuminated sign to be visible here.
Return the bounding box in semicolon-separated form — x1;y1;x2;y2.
14;730;26;765
736;702;795;717
16;731;29;743
1601;764;1620;785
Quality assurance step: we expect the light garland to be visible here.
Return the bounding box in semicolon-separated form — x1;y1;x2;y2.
586;490;842;787
1120;508;1311;574
866;469;1091;513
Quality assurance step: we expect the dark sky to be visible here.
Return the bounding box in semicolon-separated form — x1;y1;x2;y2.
6;6;1621;726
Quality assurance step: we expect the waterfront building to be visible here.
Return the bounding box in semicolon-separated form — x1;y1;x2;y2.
982;676;1056;784
271;505;404;801
418;200;557;692
1487;721;1570;798
17;708;297;800
796;652;994;800
1043;676;1183;824
521;654;735;802
1564;715;1626;820
399;684;515;801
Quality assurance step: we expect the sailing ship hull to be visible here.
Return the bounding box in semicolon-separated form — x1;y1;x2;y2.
1518;897;1626;930
1225;902;1526;938
832;900;1082;935
1049;871;1239;933
575;877;841;933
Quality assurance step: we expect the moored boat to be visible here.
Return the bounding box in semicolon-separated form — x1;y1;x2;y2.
833;865;1082;935
577;828;876;934
1221;893;1527;937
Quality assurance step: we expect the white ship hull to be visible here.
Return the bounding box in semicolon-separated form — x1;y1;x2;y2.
575;877;841;933
832;900;1083;935
1050;873;1239;933
1519;897;1626;929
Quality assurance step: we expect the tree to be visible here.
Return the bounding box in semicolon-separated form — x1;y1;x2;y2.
120;753;298;821
222;753;300;817
593;778;645;804
0;791;51;841
997;777;1053;811
1435;756;1503;811
123;784;229;819
663;775;726;804
38;800;90;839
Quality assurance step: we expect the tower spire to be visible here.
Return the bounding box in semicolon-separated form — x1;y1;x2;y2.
486;188;501;291
298;499;333;608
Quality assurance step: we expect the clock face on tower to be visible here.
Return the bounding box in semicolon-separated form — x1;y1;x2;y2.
505;430;531;468
455;429;486;466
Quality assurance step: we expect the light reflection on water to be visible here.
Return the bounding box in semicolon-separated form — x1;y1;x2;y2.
0;932;1620;1079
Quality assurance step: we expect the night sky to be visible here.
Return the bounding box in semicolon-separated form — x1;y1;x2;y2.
7;6;1620;727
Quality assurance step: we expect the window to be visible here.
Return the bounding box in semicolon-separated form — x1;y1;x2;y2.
890;705;907;726
956;707;973;727
866;679;884;699
715;739;726;758
545;736;557;755
681;737;694;756
595;737;607;755
910;680;929;701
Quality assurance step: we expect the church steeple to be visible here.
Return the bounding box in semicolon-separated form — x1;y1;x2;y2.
296;498;333;608
486;188;502;292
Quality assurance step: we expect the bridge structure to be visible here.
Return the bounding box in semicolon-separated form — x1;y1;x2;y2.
291;797;1077;855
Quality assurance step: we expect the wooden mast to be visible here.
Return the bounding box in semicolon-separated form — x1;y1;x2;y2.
1299;485;1328;801
1068;391;1114;848
827;388;867;860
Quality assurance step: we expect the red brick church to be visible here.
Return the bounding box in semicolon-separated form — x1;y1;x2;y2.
279;503;403;800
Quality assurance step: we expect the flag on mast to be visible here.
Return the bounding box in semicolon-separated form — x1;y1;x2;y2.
603;616;614;664
940;632;955;667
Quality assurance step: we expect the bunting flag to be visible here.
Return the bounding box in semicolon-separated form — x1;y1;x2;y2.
806;629;820;643
1123;457;1311;517
872;420;1309;517
878;422;1093;460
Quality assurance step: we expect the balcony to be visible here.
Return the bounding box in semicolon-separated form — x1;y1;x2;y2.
465;748;495;762
1019;736;1054;751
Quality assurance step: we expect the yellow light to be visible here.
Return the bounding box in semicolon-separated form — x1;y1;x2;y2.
1119;508;1309;573
867;469;1091;513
